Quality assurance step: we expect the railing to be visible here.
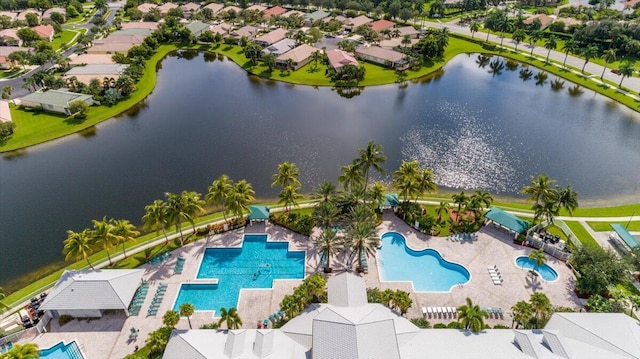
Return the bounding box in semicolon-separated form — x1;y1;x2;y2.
526;220;578;261
0;327;38;346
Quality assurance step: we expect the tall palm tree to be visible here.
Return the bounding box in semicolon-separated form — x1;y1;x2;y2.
414;168;437;203
562;38;579;67
218;307;243;329
63;229;95;269
165;192;188;244
338;163;364;191
521;174;556;205
146;328;169;355
92;217;117;266
452;191;469;215
227;180;255;221
163;310;180;329
511;300;534;328
528;30;543;56
512;29;526;51
618;61;635;87
142;200;170;244
312;181;337;203
435;201;449;221
112;219;139;259
368;181;386;209
472;190;493;208
312;201;340;228
600;48;616;80
353;140;386;193
312;227;341;272
528;248;547;270
544;35;557;63
529;292;551;324
2;343;39;359
457;297;489;333
206;174;234;224
392;160;420;202
347;221;380;272
180;302;195;329
279;184;303;212
181;190;206;233
469;21;480;39
580;45;599;73
533;200;558;224
271;162;301;188
555;185;578;215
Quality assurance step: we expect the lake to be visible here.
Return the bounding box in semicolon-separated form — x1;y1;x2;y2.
1;51;639;289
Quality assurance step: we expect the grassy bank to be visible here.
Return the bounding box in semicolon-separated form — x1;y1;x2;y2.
564;221;600;249
587;221;640;232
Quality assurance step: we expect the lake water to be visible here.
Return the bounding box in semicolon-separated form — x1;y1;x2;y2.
1;52;639;289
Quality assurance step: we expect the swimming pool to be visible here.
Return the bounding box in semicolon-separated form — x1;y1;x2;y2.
515;256;559;282
39;341;84;359
173;234;305;312
377;232;471;292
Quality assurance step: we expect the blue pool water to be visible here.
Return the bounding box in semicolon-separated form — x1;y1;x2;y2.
173;234;305;312
39;341;84;359
377;232;471;292
515;256;559;281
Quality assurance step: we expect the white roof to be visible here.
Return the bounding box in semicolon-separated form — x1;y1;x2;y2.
65;63;128;76
328;271;367;307
40;269;144;311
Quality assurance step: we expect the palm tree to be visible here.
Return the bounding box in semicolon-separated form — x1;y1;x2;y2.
457;297;489;333
511;300;534;328
392;160;420;202
312;201;340;228
218;307;243;329
469;21;480;39
528;249;547;283
165;192;188;244
435;201;449;221
272;162;301;188
452;191;469;216
142;200;170;244
556;185;578;215
472;190;493;208
206;174;234;224
368;181;386;209
112;219;139;259
92;217;117;266
312;227;341;272
347;221;380;272
312;182;337;203
529;292;551;324
0;287;8;313
521;174;556;206
163;310;180;329
181;190;206;233
544;35;557;63
338;163;364;191
401;34;412;48
2;343;39;359
279;184;303;212
562;38;579;67
580;45;599;73
512;29;526;51
146;328;169;355
180;303;195;329
618;61;635;87
533;200;558;224
63;229;95;269
497;16;513;47
601;48;616;80
354;140;386;193
528;30;543;56
414;168;437;203
227;180;255;221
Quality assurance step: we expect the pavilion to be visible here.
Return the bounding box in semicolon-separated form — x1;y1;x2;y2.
483;207;530;238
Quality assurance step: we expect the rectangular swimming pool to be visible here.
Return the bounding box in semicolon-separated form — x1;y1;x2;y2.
39;341;84;359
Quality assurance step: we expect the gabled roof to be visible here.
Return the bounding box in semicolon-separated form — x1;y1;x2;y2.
349;15;372;28
276;44;318;63
232;25;258;38
255;27;287;45
69;54;116;65
0;46;32;56
484;207;529;234
248;205;270;220
157;2;179;14
219;5;242;14
65;63;128;76
111;28;154;37
369;19;395;32
523;14;555;29
306;10;330;21
181;2;201;13
398;26;420;36
0;100;11;123
16;8;39;20
186;21;210;35
19;89;93;108
263;38;296;55
328;272;367;307
0;29;19;40
42;7;66;19
39;269;144;311
356;46;405;63
203;2;224;13
326;49;358;69
94;34;145;45
137;3;157;13
32;25;54;39
282;10;304;18
0;11;18;21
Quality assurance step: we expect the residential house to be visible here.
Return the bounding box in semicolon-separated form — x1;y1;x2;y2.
323;15;348;24
0;11;18;21
16;9;39;21
39;269;144;317
88;34;145;54
230;25;258;41
32;25;54;41
0;29;21;46
218;6;242;17
523;13;555;29
254;27;287;47
276;44;318;70
0;100;11;123
42;7;66;21
346;15;372;31
203;2;224;15
326;49;358;70
0;46;31;69
305;10;329;26
157;2;178;17
18;89;94;115
111;28;154;37
369;19;396;33
398;25;421;39
262;38;296;56
137;3;157;14
64;63;128;85
209;23;232;37
263;5;287;19
69;53;116;66
355;46;407;69
120;21;159;30
181;2;201;16
186;21;211;37
163;272;640;359
282;10;305;18
246;4;267;12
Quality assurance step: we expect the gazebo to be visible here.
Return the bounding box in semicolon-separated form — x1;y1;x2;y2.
381;193;400;210
484;207;530;238
248;205;270;225
609;224;639;251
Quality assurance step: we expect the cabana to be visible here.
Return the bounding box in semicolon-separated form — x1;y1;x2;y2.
484;207;529;238
381;193;400;210
610;224;639;251
248;205;270;224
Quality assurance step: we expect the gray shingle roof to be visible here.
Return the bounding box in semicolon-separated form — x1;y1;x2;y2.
65;63;128;76
40;269;144;311
19;89;93;108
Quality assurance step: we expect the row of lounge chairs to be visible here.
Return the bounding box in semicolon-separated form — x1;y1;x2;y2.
482;307;504;319
0;342;13;353
174;256;185;274
129;281;150;316
147;283;168;316
421;306;458;319
269;310;285;323
148;252;172;265
488;265;503;285
448;232;478;241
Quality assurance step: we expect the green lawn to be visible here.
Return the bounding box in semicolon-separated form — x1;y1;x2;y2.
587;221;640;232
564;221;600;249
51;29;84;51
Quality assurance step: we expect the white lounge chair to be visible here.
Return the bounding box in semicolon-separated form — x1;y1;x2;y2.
422;306;427;315
427;307;433;317
493;278;503;285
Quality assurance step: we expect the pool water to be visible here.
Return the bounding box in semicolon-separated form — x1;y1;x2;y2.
39;341;84;359
515;256;559;282
173;234;305;312
377;232;471;292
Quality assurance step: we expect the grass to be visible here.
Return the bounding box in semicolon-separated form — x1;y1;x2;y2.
587;221;640;232
546;224;569;242
563;221;600;249
51;29;85;51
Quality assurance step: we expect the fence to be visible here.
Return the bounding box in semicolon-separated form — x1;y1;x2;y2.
526;219;579;261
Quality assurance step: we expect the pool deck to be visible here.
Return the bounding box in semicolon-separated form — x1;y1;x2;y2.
24;213;582;358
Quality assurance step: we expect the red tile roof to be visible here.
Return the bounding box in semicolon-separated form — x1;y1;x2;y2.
369;19;395;32
263;6;287;18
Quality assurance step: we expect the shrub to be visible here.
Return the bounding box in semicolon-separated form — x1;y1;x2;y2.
410;317;431;328
493;324;510;329
58;315;73;326
447;321;462;328
433;323;447;328
270;213;312;236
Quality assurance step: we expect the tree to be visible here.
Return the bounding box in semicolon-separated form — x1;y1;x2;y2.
414;168;437;203
401;34;412;48
392;160;420;202
312;227;341;272
68;99;89;118
0;287;8;314
457;297;489;333
92;217;118;266
218;307;243;329
0;343;39;359
146;327;172;356
511;300;534;328
112;219;139;258
16;28;41;45
206;174;234;224
571;246;629;296
529;292;551;325
600;48;616;80
561;38;579;67
279;184;303;212
338;163;364;191
354;140;386;193
347;221;380;272
512;29;526;52
162;310;180;329
469;21;480;39
142;199;170;243
312;201;340;228
617;61;635;88
528;30;543;56
452;191;469;215
180;303;195;329
227;180;255;221
243;42;263;65
544;35;557;63
521;174;556;206
312;182;337;203
528;248;547;279
555;185;578;215
272;162;301;188
435;201;449;221
262;53;276;72
63;229;94;269
580;45;599;73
